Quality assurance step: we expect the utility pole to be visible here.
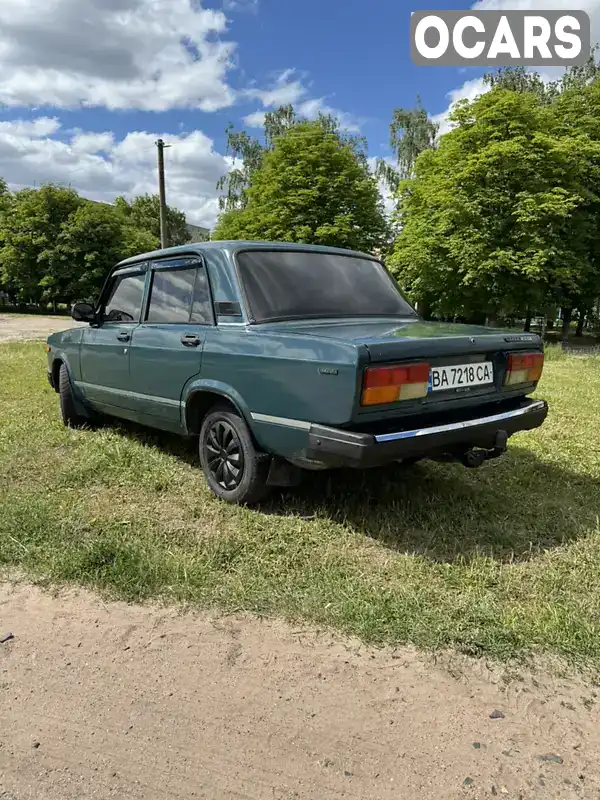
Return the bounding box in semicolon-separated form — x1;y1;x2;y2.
156;138;171;249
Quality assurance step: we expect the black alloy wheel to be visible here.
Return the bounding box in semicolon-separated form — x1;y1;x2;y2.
199;406;269;505
203;419;244;491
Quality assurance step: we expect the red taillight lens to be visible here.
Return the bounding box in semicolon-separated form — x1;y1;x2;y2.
504;352;544;386
361;362;429;406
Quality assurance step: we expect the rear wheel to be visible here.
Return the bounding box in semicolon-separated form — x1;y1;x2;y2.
199;406;269;505
58;363;89;429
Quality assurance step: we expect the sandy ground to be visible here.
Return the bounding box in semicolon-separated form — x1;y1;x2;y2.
1;583;599;800
0;315;85;343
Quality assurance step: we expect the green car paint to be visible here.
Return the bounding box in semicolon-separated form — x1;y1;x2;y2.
46;241;547;474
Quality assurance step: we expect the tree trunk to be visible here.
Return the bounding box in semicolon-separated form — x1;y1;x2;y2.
416;300;431;320
524;312;532;333
575;312;586;338
561;308;573;340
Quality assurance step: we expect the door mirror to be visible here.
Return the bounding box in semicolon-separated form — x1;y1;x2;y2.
71;302;96;323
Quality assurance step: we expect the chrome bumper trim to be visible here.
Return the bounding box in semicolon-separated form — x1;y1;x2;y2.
374;400;546;443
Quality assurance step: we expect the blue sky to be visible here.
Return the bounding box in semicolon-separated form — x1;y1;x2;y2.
0;0;595;228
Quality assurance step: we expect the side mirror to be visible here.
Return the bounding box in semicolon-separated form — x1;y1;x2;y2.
71;302;96;323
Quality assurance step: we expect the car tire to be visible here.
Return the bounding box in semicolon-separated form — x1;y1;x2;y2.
58;363;89;429
199;406;270;505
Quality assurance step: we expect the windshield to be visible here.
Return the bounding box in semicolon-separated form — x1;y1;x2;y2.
236;250;417;323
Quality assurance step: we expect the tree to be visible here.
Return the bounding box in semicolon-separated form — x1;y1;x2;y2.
213;116;389;253
376;98;439;196
484;50;600;101
553;77;600;334
120;224;160;260
479;54;600;335
0;179;14;301
216;105;301;213
44;202;126;303
388;88;600;325
483;66;555;102
0;185;82;304
115;194;190;247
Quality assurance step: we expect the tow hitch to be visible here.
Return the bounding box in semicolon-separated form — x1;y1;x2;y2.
460;430;508;469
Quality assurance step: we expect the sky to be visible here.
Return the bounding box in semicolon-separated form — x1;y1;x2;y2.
0;0;598;229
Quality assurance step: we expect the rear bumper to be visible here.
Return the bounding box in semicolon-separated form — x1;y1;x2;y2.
305;398;548;468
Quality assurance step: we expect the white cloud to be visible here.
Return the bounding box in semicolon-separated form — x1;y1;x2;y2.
0;117;61;138
70;131;116;154
431;77;489;136
243;69;362;132
222;0;259;13
243;111;267;128
245;69;308;107
0;0;236;112
0;118;231;229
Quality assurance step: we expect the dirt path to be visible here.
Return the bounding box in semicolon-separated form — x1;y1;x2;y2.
0;315;85;342
1;583;599;800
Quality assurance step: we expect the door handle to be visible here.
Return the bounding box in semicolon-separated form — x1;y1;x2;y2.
180;333;201;347
117;331;130;342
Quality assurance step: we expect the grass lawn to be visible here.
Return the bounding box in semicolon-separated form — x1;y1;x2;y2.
1;342;599;667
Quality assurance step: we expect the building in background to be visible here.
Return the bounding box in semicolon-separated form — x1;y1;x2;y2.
186;223;211;242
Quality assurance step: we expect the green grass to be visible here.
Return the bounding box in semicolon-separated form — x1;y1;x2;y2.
1;342;599;667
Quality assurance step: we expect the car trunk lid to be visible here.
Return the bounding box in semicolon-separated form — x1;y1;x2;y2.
262;317;543;424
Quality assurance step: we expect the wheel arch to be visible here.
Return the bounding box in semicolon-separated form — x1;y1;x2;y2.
51;356;64;393
184;383;255;438
52;353;79;395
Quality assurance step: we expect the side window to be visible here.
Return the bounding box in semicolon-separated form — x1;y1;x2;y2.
190;269;212;324
103;273;146;323
146;267;197;324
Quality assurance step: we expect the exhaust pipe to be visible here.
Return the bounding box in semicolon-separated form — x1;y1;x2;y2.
462;449;487;468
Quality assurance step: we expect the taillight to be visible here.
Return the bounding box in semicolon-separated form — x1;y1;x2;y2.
504;352;544;386
361;362;429;406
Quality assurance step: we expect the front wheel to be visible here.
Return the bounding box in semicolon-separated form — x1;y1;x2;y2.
199;407;269;504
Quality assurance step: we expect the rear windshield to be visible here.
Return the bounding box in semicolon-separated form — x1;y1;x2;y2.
236;250;417;323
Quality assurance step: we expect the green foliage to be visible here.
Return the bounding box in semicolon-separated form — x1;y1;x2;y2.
120;224;160;260
484;52;600;102
0;184;189;307
390;77;600;323
216;105;298;212
44;202;127;303
214;114;389;252
114;194;190;247
0;185;83;304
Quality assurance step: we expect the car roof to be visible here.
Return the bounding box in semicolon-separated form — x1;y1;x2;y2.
115;240;378;268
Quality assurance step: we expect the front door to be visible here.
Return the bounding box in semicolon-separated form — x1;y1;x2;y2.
79;265;148;411
128;257;214;428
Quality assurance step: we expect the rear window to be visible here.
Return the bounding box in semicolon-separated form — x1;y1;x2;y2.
236;250;417;323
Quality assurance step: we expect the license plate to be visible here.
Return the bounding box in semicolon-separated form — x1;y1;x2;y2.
429;362;494;392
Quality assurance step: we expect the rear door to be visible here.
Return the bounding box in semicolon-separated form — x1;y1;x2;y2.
79;264;148;410
127;256;213;427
